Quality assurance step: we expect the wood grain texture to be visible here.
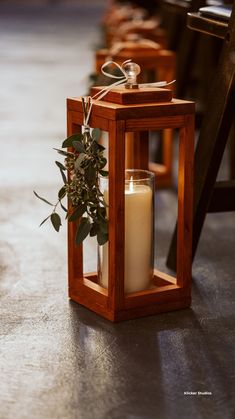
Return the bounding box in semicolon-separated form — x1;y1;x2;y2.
177;114;194;289
67;113;83;296
187;12;228;39
70;292;191;322
108;119;126;311
126;115;185;131
113;298;191;322
67;98;195;121
91;86;173;105
66;107;109;131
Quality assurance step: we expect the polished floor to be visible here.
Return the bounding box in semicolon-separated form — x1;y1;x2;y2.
0;2;235;419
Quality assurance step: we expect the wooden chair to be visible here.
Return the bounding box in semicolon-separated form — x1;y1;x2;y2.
167;2;235;269
103;1;167;47
162;0;221;100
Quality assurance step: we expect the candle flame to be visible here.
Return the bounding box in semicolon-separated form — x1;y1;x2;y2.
129;176;134;192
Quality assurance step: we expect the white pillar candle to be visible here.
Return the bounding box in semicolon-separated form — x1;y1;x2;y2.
99;179;153;293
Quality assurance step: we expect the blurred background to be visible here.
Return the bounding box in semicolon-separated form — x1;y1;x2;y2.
0;0;107;293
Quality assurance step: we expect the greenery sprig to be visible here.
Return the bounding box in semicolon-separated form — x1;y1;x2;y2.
34;128;109;246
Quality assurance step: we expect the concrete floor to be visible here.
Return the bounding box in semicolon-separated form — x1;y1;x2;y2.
0;2;235;419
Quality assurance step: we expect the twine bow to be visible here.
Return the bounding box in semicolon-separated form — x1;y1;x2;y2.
82;60;175;127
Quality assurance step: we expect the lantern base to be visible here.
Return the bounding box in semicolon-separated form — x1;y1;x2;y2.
69;270;191;322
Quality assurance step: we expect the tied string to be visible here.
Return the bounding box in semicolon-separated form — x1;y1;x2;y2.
82;59;175;127
82;59;129;127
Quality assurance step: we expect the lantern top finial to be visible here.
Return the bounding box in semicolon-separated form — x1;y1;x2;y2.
123;61;141;89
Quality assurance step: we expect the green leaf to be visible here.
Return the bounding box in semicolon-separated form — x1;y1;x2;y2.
99;157;107;169
85;165;96;186
39;215;51;227
60;201;67;213
73;141;85;153
55;161;66;171
98;206;107;219
75;217;91;246
68;204;86;222
91;141;99;153
97;231;108;245
99;169;109;177
74;153;86;171
33;191;53;206
99;198;109;207
50;212;62;232
53;148;74;157
62;134;83;148
92;128;101;142
59;168;67;184
97;143;106;151
99;218;108;234
58;186;66;200
90;222;99;237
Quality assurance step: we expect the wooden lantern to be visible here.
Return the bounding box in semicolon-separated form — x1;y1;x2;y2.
67;87;195;322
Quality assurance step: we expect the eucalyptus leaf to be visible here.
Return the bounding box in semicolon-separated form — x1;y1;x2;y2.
53;147;74;157
99;157;107;169
36;126;109;246
73;141;85;153
51;212;62;232
75;217;91;246
99;198;108;207
60;201;67;213
75;153;86;170
39;215;51;227
91;141;99;153
60;168;67;184
85;165;96;186
99;169;109;177
92;128;101;142
90;222;99;237
99;218;108;234
68;204;86;222
97;143;106;151
55;161;66;171
98;206;107;219
97;231;108;245
62;134;83;148
58;186;66;200
33;191;53;206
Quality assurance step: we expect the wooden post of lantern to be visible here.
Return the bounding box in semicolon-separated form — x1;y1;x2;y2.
67;75;194;322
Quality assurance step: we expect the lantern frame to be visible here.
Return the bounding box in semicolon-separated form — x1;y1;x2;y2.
67;95;195;321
